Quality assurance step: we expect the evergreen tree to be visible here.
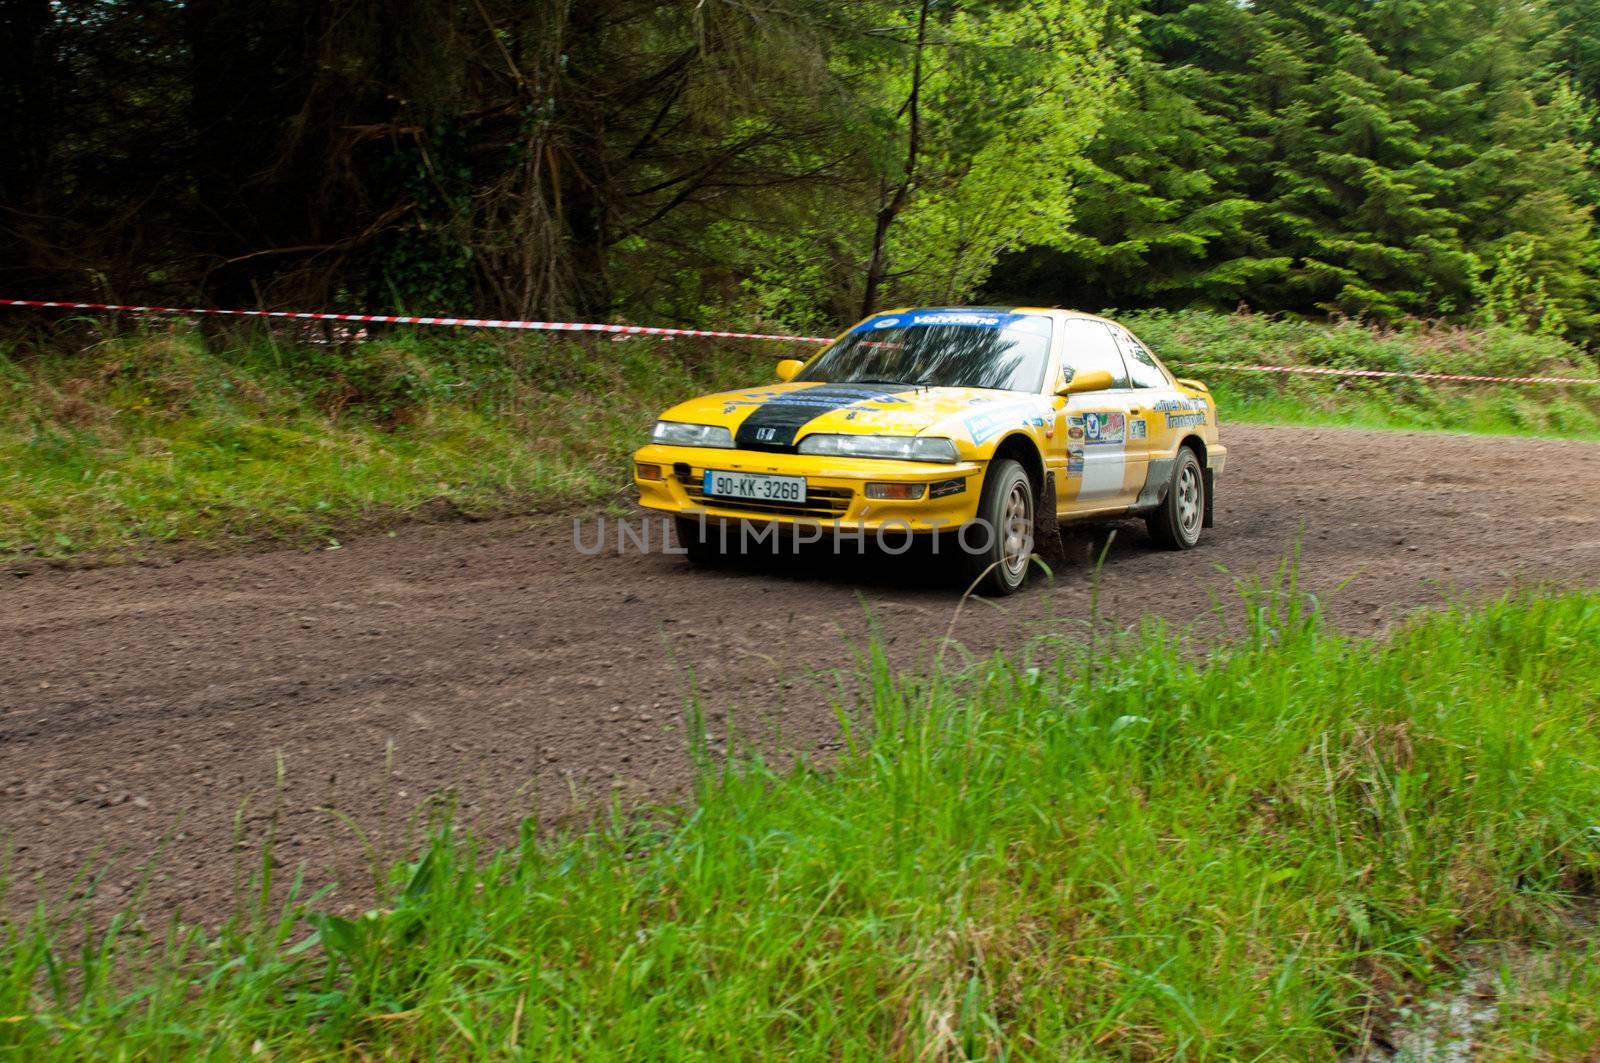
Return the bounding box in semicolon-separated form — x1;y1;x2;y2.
1551;0;1600;105
999;0;1600;338
1256;0;1598;330
986;0;1285;311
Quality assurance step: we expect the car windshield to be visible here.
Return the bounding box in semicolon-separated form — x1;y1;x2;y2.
796;311;1053;393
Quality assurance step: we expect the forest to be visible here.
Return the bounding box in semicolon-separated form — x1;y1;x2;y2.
2;0;1598;340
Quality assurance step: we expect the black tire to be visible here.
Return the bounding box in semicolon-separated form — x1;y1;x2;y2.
1146;446;1205;550
958;459;1034;596
674;516;722;564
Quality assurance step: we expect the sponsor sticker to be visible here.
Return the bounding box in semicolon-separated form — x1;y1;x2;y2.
929;476;967;499
1166;412;1207;429
912;312;1004;327
964;409;1010;444
1084;411;1126;445
964;401;1053;444
850;310;1052;336
1153;397;1208;413
1129;418;1147;441
1066;442;1085;477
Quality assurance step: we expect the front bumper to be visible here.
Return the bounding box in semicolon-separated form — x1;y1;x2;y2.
632;444;986;531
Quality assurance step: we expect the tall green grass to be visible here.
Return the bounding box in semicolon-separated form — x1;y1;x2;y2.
4;578;1598;1058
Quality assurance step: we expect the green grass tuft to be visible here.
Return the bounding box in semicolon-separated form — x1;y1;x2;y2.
4;579;1598;1057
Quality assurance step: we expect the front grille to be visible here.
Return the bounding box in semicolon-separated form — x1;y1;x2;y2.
683;472;853;519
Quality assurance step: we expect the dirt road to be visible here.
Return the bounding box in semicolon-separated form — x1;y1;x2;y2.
3;425;1598;922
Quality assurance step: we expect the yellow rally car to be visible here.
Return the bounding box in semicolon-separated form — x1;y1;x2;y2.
633;307;1226;594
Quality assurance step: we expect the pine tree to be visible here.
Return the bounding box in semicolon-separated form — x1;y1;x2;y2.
999;0;1600;337
1254;0;1599;330
986;0;1287;311
1551;0;1600;105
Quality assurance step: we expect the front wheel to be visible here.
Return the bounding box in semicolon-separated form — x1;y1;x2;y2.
1146;447;1205;550
959;459;1034;596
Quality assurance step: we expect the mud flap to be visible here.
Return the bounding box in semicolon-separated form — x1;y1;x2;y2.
1033;469;1066;565
1203;468;1215;529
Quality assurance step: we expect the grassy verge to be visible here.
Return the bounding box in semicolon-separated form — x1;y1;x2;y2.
4;579;1598;1057
1127;309;1600;439
3;310;1600;563
0;323;759;561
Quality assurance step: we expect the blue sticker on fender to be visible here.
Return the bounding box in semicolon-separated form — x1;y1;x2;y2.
964;401;1051;444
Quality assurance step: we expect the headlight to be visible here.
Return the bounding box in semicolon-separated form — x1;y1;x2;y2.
796;434;959;463
651;421;734;448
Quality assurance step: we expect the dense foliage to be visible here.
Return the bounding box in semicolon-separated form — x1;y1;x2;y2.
993;0;1600;338
3;0;1598;337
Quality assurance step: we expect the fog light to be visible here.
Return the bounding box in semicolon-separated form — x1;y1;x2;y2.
635;462;663;481
865;482;926;501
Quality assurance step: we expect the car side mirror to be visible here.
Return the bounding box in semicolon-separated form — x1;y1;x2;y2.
776;358;804;382
1056;369;1114;396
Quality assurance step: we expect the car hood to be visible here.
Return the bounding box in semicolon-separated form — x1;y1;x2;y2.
658;381;1055;453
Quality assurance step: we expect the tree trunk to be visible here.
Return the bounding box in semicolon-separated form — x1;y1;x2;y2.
558;5;614;320
860;0;930;319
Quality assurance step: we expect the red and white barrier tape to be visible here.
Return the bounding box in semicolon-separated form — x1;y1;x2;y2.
0;298;834;345
1173;361;1600;387
5;298;1598;385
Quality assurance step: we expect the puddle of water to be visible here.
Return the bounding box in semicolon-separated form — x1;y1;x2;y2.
1347;969;1500;1063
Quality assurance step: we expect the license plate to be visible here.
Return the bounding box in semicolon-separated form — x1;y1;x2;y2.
702;470;806;504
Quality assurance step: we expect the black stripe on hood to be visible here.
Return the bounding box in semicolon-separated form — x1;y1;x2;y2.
733;384;912;451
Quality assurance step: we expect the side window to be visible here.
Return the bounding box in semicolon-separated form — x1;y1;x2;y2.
1059;320;1129;389
1115;329;1170;389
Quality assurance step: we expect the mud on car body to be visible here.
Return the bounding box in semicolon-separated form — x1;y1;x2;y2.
633;307;1227;594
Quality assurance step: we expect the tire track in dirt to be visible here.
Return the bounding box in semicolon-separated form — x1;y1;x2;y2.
3;425;1598;922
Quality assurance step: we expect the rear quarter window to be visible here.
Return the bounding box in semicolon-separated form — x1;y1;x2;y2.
1115;329;1171;389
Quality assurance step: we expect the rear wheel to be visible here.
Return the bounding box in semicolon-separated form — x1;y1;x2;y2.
1146;446;1205;550
959;459;1034;595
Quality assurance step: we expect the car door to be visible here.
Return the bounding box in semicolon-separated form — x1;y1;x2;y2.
1054;319;1144;511
1111;324;1189;502
1109;324;1173;470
